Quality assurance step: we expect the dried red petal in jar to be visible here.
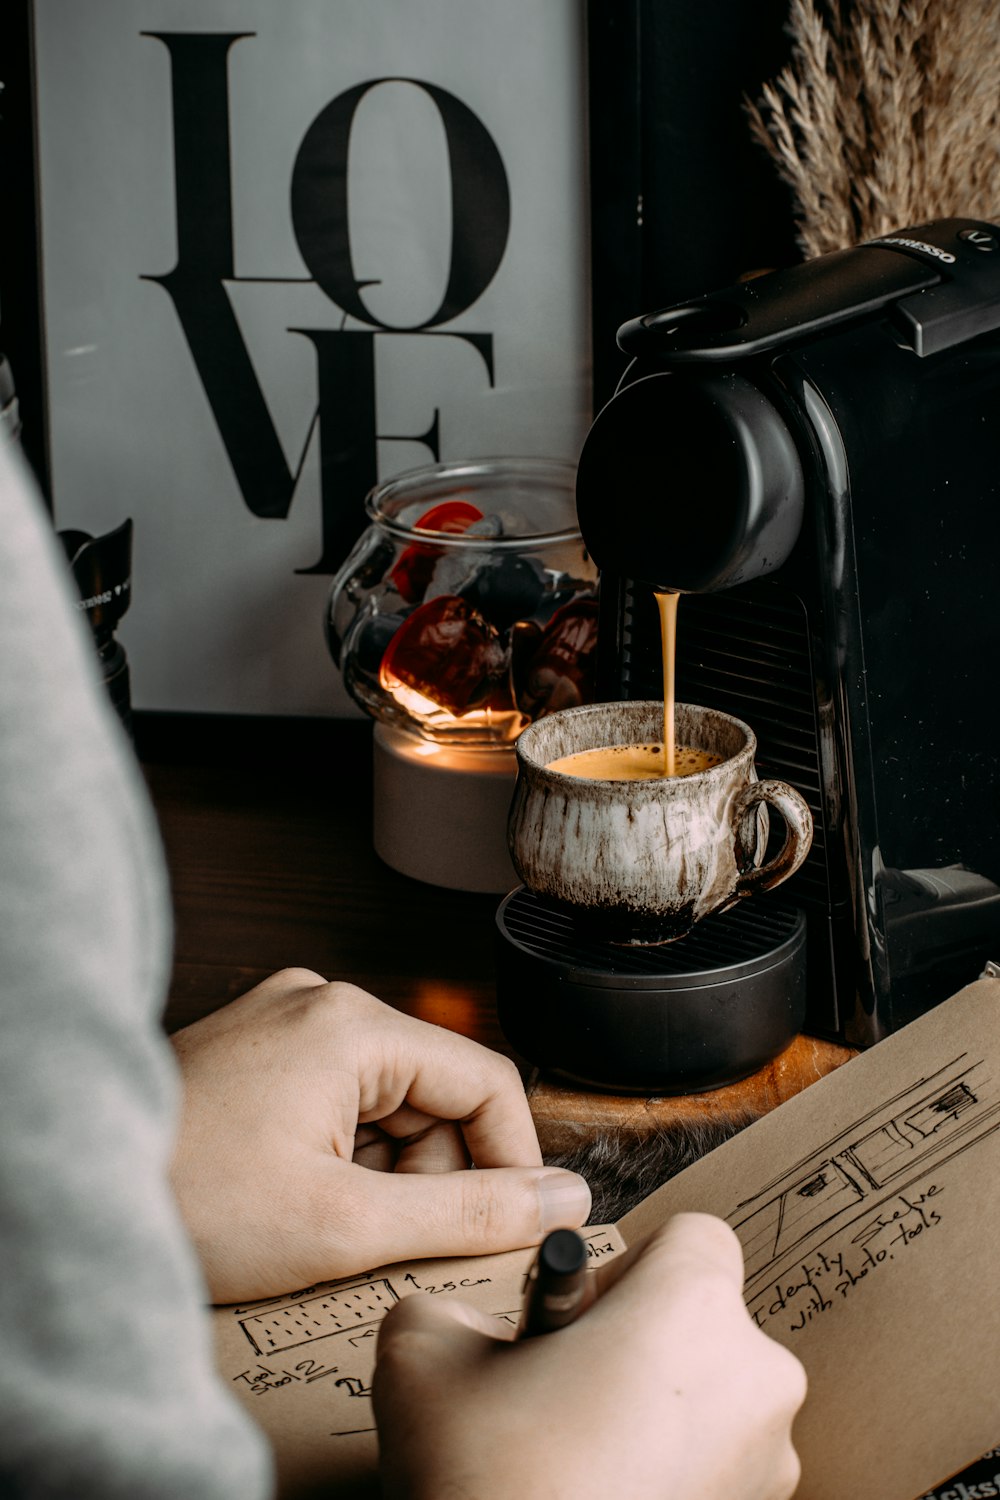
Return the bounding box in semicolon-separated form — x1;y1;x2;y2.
389;498;483;603
380;594;512;715
516;596;600;718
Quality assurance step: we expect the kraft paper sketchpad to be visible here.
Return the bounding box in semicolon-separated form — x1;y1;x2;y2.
618;976;1000;1500
212;977;1000;1499
212;1228;626;1497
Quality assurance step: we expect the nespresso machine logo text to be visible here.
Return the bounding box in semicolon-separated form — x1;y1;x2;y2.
142;33;511;572
870;235;957;264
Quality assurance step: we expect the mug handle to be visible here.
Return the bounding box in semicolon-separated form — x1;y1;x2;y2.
732;779;813;895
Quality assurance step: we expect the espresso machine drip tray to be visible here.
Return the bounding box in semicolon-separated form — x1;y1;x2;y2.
495;889;807;1094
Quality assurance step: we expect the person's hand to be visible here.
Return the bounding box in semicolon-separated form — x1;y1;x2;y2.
373;1213;806;1500
168;969;591;1302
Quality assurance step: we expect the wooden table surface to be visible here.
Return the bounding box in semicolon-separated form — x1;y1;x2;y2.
140;713;855;1156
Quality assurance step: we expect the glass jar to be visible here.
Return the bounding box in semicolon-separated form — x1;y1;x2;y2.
327;458;599;749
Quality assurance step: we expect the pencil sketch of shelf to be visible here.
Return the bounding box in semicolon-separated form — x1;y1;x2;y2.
732;1053;1000;1300
238;1277;398;1357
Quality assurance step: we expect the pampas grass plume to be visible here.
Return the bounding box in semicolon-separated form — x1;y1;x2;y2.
747;0;1000;256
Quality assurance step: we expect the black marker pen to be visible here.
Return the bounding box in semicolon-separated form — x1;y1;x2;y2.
517;1227;589;1338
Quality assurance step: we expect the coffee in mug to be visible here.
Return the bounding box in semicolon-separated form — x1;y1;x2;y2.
545;742;722;780
508;699;812;944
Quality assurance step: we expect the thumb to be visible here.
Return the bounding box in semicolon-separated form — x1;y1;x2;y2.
372;1292;503;1464
335;1162;592;1265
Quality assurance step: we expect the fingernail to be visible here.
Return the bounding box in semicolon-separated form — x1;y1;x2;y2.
536;1169;592;1234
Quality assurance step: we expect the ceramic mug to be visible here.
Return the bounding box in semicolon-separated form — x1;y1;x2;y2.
508;699;813;943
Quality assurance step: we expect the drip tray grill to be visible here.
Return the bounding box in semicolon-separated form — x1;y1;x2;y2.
500;888;802;979
495;888;807;1094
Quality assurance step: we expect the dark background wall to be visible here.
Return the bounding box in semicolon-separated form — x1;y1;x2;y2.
587;0;798;407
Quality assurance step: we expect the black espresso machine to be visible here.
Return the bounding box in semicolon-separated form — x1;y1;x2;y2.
496;218;1000;1087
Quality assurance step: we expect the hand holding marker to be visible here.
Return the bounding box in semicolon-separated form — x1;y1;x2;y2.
518;1227;590;1338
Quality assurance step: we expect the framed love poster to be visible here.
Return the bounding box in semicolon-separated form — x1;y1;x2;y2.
4;0;591;716
2;0;799;719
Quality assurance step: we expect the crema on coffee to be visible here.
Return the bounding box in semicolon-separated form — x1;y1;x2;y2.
545;743;723;781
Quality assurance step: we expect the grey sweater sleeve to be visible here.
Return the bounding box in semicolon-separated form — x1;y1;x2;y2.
0;441;273;1499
